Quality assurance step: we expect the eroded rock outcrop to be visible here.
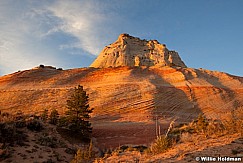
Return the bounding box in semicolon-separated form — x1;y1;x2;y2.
90;33;187;68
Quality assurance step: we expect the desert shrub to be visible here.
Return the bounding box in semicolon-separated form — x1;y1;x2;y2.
0;111;27;128
49;109;59;125
26;119;43;131
0;122;27;146
0;112;29;146
38;134;59;148
222;107;243;136
15;118;27;128
15;120;26;128
180;108;243;140
182;115;225;138
14;111;28;128
204;120;225;137
57;116;68;127
40;109;48;122
149;135;171;154
0;122;16;145
194;114;208;133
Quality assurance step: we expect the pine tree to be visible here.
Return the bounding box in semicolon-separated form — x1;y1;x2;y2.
66;85;93;138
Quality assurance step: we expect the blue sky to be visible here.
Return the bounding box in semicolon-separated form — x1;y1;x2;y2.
0;0;242;76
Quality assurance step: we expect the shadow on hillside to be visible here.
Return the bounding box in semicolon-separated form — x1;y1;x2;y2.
92;66;203;150
130;67;202;124
180;68;241;113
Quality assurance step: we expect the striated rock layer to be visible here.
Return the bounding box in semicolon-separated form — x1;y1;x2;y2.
90;33;187;68
0;66;242;148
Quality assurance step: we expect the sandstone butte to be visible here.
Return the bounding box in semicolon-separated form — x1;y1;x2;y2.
0;33;242;148
90;33;186;68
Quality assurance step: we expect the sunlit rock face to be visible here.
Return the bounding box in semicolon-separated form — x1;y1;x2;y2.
1;33;242;150
90;33;187;68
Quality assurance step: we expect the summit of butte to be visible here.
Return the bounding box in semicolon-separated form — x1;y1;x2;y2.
90;33;186;68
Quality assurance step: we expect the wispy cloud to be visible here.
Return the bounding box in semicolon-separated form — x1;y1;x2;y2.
0;1;57;73
0;0;118;75
46;0;117;55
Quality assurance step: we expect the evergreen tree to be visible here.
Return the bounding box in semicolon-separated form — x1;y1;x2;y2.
66;85;93;138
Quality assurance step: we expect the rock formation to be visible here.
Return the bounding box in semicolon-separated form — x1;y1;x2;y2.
90;33;187;68
0;34;242;149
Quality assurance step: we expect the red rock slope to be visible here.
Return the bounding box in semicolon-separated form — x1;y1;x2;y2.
0;66;242;148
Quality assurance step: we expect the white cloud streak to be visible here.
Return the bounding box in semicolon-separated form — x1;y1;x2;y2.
46;0;115;55
0;1;58;74
0;0;119;75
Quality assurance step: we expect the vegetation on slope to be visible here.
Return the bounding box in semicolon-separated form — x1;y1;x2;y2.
93;107;243;162
0;85;94;162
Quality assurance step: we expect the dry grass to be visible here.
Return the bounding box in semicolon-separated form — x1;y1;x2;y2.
148;135;171;154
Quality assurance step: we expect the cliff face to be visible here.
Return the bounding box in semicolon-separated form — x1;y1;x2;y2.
90;33;187;68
